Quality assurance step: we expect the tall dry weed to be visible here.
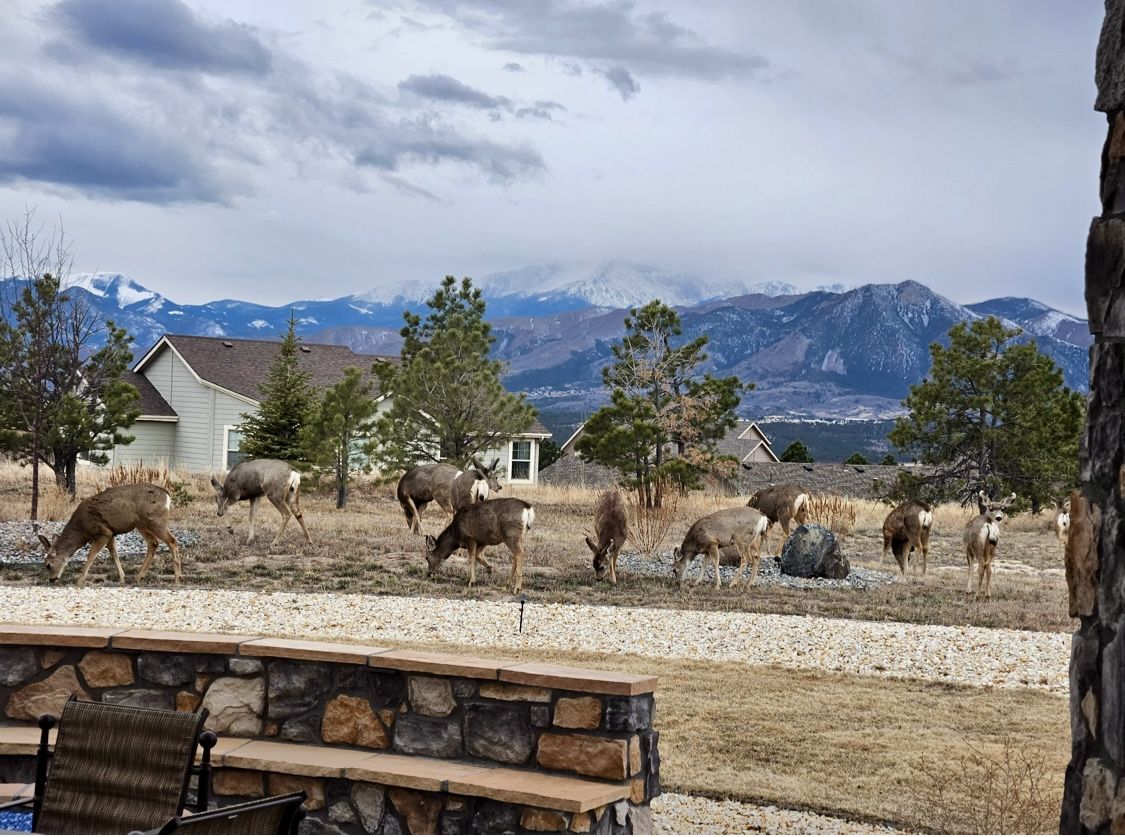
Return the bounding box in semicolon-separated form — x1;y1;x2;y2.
805;494;858;540
95;461;194;508
907;735;1061;834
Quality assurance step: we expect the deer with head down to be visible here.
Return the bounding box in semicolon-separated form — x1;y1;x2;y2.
39;483;181;586
425;497;535;593
746;483;810;554
882;500;934;575
673;506;770;589
585;490;628;584
397;458;501;535
211;458;311;548
964;490;1016;600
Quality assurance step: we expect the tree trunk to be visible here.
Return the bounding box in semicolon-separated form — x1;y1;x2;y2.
1060;5;1125;830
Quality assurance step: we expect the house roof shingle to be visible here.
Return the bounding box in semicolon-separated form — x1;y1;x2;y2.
122;370;176;418
138;334;393;403
715;421;780;462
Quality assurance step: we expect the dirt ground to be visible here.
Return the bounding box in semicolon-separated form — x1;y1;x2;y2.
0;468;1073;633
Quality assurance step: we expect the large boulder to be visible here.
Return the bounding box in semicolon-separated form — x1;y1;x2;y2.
779;524;850;579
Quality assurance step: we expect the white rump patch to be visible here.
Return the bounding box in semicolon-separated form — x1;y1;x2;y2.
1058;512;1070;530
793;494;809;515
985;522;1000;544
453;470;464;479
755;516;769;538
164;493;172;510
919;511;933;529
471;479;489;503
287;471;301;491
522;506;536;531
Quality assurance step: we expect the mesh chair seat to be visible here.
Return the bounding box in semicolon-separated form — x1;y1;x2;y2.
36;697;207;835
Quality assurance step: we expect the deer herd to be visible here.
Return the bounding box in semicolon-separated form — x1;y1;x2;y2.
34;454;1066;602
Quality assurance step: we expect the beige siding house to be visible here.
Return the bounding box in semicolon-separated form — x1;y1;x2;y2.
112;334;553;482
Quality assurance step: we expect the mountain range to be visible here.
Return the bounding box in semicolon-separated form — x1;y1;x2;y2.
4;261;1089;423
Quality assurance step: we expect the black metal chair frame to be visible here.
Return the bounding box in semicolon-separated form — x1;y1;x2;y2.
151;791;307;835
0;701;218;832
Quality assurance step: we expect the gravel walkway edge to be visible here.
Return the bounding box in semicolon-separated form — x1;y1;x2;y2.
0;585;1070;693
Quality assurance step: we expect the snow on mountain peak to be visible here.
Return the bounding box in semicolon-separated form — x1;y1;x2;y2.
67;272;162;309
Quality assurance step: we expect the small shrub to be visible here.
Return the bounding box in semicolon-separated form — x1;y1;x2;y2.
907;735;1061;834
805;494;857;540
623;483;680;557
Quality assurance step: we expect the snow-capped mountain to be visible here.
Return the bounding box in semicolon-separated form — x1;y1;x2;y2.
0;268;1090;419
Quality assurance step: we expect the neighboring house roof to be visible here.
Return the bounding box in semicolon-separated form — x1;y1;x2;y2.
122;370;177;419
716;421;780;463
738;462;935;500
134;334;394;403
520;420;553;438
538;454;619;489
560;423;586;453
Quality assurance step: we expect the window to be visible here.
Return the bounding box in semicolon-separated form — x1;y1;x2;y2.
224;427;246;470
509;440;532;481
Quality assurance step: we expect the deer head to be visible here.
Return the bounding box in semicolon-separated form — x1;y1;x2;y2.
210;475;230;516
470;457;503;494
37;533;67;582
978;490;1016;523
585;534;616;581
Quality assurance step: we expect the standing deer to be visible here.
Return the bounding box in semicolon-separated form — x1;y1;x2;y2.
1054;497;1072;546
881;500;934;575
673;506;770;589
211;459;311;548
746;483;810;554
964;491;1016;600
585;490;628;584
39;483;181;586
397;458;502;535
424;497;535;593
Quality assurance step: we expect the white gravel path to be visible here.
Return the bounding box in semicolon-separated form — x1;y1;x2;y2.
0;584;1069;693
652;794;896;835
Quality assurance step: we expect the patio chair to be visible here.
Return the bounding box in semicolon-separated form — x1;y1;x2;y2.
0;697;217;834
151;792;307;835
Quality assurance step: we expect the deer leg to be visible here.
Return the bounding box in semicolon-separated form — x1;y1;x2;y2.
156;527;181;584
921;538;929;576
288;488;312;545
730;542;747;588
246;496;260;544
508;543;524;595
136;531;159;581
467;542;477;589
76;536;110;587
609;549;618;585
403;495;422;534
106;537;125;584
709;544;721;590
268;496;292;548
966;547;976;596
750;534;763;586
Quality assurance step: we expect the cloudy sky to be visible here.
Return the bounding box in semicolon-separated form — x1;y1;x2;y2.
0;0;1105;312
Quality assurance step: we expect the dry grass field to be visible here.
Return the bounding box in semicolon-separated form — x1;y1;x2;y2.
0;462;1073;831
0;463;1073;633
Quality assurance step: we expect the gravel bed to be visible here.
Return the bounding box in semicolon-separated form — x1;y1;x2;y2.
0;585;1069;693
653;793;897;835
0;521;201;564
619;552;896;590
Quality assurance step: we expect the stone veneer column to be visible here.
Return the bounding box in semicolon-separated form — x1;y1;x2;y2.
1062;1;1125;831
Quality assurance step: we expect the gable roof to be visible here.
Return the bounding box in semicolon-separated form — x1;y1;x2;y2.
122;370;176;419
716;420;780;463
134;334;393;403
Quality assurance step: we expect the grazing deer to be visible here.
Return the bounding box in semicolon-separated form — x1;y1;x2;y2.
397;458;502;535
425;497;535;593
39;483;181;586
211;459;311;548
881;500;934;575
964;491;1016;600
746;483;810;553
673;506;770;589
585;490;628;584
1054;497;1072;546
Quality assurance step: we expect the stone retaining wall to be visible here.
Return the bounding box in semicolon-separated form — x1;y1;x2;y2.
0;626;660;834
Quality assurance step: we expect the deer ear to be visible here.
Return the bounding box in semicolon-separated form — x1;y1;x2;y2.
490;457;500;471
585;536;598;553
607;538;616;551
471;457;484;471
424;535;436;551
210;476;222;492
38;534;51;551
978;489;987;501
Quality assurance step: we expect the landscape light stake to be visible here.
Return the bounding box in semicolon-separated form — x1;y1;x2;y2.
519;595;527;633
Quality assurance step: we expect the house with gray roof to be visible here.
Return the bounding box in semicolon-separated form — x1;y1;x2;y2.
111;334;553;483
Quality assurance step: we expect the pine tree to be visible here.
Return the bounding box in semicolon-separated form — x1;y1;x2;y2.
888;316;1084;508
843;451;869;465
373;276;537;470
780;439;814;462
303;367;379;508
239;316;315;465
576;299;745;507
